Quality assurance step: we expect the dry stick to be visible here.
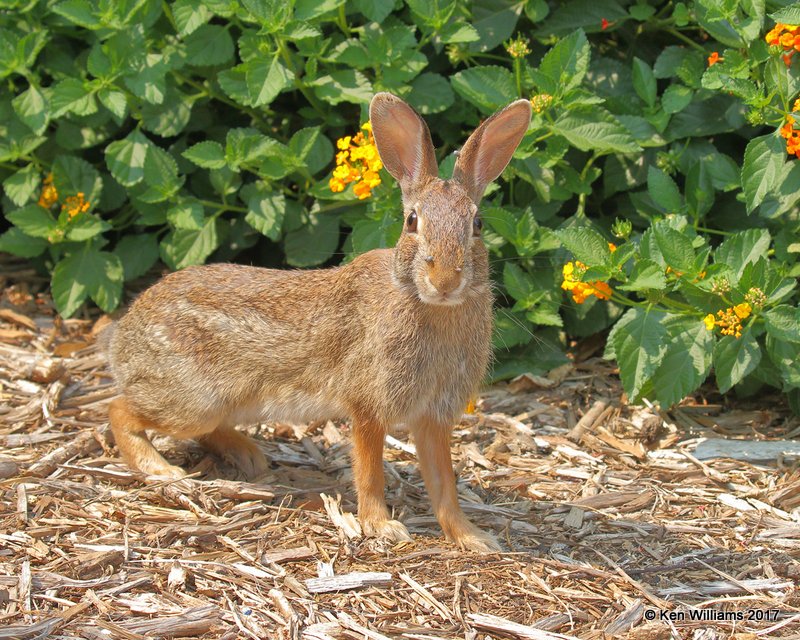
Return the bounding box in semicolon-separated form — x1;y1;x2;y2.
26;427;105;477
680;448;731;483
589;548;671;610
336;612;392;640
305;571;392;594
467;613;579;640
566;399;609;443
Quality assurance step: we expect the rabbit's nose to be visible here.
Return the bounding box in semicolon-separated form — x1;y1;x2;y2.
428;266;462;294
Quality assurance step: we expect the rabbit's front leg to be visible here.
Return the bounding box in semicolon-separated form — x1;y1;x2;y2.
351;418;412;543
411;419;501;552
108;398;186;479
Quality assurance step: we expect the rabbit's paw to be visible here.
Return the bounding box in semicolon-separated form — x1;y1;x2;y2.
201;429;268;479
362;518;413;543
141;460;186;480
451;528;502;553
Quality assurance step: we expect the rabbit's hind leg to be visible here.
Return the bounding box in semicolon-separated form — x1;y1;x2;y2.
411;419;501;552
198;427;268;479
108;397;186;479
352;417;412;543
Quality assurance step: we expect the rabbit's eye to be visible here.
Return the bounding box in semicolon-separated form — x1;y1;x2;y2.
473;216;482;236
406;211;418;232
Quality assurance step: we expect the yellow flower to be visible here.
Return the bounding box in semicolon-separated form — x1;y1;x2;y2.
61;192;90;218
530;94;553;114
745;287;767;309
733;302;752;319
703;314;716;331
330;121;382;198
608;242;617;252
38;173;58;208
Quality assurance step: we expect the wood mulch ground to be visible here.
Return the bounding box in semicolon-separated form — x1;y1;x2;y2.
1;257;799;640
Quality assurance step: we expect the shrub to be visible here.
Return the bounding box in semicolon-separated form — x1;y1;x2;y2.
0;0;798;411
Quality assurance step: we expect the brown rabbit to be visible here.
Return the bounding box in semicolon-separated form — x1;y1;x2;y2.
106;93;531;551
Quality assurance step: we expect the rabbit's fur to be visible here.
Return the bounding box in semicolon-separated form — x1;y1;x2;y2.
107;93;531;551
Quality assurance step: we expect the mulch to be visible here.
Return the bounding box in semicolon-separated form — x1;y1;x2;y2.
1;256;799;640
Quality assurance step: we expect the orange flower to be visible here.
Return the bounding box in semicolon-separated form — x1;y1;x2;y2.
61;192;90;218
601;18;610;30
38;173;58;208
561;261;613;304
766;23;800;66
707;51;722;66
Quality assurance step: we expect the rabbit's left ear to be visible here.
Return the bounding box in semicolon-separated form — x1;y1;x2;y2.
369;93;438;203
452;100;532;203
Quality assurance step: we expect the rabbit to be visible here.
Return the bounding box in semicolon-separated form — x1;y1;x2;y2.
106;92;532;552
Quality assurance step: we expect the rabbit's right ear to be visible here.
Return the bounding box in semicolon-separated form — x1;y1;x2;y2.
369;93;438;201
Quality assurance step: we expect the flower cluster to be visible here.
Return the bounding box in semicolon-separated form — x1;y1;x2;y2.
530;94;553;114
62;192;90;218
38;173;58;208
329;122;382;199
561;261;612;304
779;99;800;158
765;23;800;66
744;287;767;309
703;303;752;338
505;36;530;59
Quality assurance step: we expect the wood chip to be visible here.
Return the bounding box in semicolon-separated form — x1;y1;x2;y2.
305;572;392;594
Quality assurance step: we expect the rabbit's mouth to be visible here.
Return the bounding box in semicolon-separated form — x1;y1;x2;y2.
417;275;468;306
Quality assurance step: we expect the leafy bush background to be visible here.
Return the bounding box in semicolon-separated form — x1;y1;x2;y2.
1;0;799;410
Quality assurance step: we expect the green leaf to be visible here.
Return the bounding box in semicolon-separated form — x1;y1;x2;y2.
653;225;695;274
140;146;182;202
661;84;693;114
770;3;800;23
284;214;339;266
52;156;102;204
713;327;762;393
184;24;234;66
51;246;123;317
50;78;96;118
12;85;48;135
468;0;522;52
98;89;128;121
141;86;191;136
764;305;800;343
352;0;395;23
65;213;110;241
647;166;682;212
173;0;212;35
438;22;480;43
685;161;714;218
551;109;640;153
632;56;656;107
295;0;346;20
167;202;205;230
183;140;226;169
245;56;292;107
503;263;538;307
0;227;48;258
741;133;786;213
52;0;101;29
610;307;667;401
714;229;771;279
115;233;159;280
619;259;667;291
538;29;590;94
5;205;57;239
312;70;372;105
766;334;800;389
555;226;613;266
105;130;149;187
651;317;713;407
3;164;40;206
160;217;220;269
288;127;333;174
450;65;516;113
408;73;455;114
243;185;285;241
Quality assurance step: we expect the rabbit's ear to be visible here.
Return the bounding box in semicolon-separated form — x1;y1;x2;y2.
370;93;438;200
452;99;532;202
